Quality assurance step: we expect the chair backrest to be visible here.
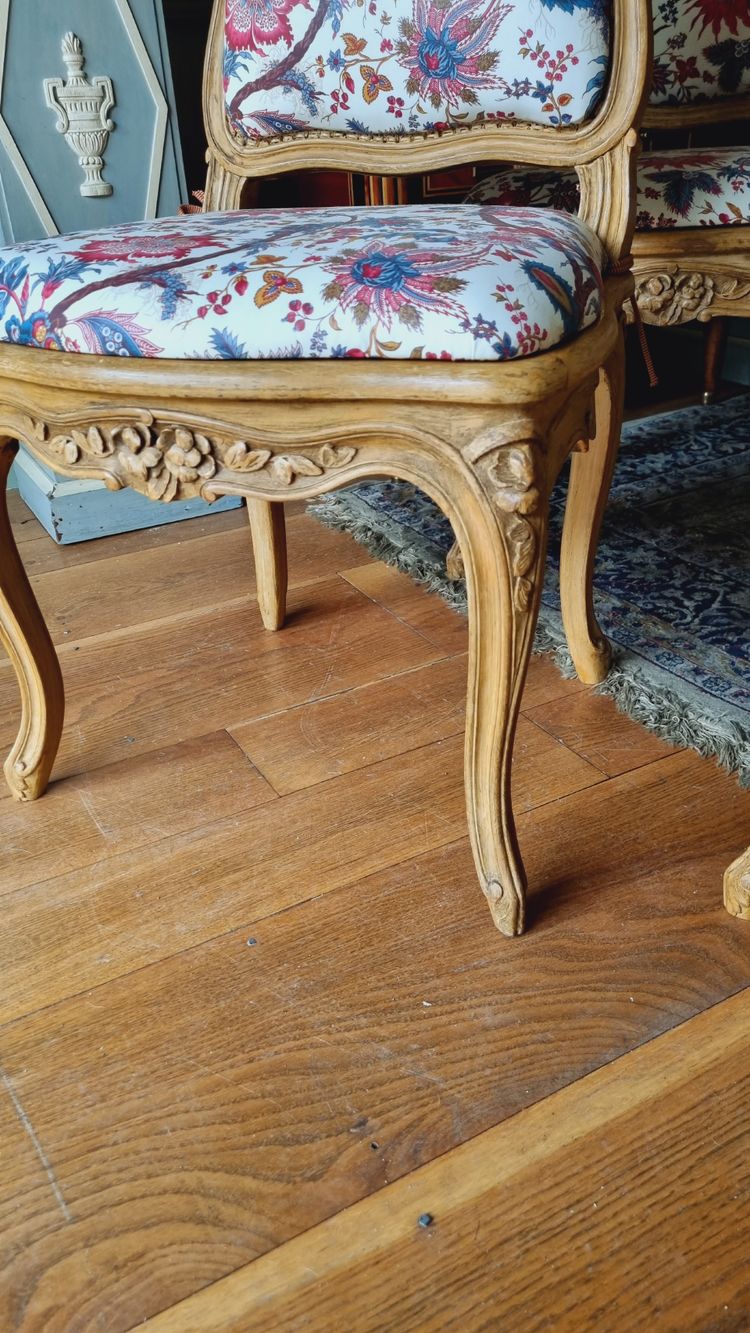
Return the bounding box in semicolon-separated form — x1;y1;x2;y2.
647;0;750;126
203;0;652;262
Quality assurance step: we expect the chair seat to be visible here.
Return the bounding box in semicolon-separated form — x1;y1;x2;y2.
0;205;604;363
466;147;750;232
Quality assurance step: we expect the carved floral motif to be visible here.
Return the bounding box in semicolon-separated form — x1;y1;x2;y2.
33;416;358;502
484;441;543;613
634;269;750;327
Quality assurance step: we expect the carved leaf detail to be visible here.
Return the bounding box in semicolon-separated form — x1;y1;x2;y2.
515;577;534;612
317;444;356;469
269;454;323;485
224;441;272;471
507;516;535;579
54;435;81;465
505;445;536;486
30;416;360;502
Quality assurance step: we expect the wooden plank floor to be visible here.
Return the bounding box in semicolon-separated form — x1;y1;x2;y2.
0;492;748;1333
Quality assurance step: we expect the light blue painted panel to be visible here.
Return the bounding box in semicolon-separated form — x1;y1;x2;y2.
0;1;235;543
14;452;242;542
0;0;186;240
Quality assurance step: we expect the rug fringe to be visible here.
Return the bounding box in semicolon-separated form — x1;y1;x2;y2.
310;494;750;788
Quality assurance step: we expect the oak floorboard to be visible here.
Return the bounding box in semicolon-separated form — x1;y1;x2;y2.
230;655;603;798
526;688;676;777
20;516;371;645
0;749;747;1331
147;986;750;1333
0;709;603;1025
341;562;469;655
0;734;466;1024
341;563;591;708
0;577;444;781
0;732;275;898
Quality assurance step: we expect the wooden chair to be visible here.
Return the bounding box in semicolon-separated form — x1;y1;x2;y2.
0;0;650;936
467;0;750;400
635;1;750;400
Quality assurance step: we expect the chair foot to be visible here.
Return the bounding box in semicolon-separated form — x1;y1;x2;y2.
559;329;625;685
724;847;750;921
0;441;64;801
484;874;525;937
247;499;288;631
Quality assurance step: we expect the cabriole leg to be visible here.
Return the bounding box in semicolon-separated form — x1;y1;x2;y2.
247;499;287;631
703;317;727;406
0;440;64;800
459;440;549;936
559;331;625;685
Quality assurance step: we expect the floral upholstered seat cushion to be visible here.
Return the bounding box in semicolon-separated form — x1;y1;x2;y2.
651;0;750;105
466;147;750;229
0;205;604;362
223;0;612;138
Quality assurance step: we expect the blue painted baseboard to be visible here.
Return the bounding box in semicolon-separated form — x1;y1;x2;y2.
14;448;242;544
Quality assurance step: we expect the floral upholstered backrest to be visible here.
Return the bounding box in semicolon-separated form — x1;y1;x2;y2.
651;0;750;105
223;0;613;141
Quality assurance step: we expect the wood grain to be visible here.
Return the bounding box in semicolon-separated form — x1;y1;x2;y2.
147;986;750;1333
526;687;676;777
0;747;747;1331
0;731;275;898
340;562;469;655
0;711;606;1025
0;733;467;1024
17;515;369;646
341;562;590;709
0;577;444;780
230;655;603;798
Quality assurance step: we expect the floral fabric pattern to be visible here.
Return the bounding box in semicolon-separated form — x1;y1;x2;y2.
222;0;612;138
466;146;750;228
0;205;604;362
651;0;750;104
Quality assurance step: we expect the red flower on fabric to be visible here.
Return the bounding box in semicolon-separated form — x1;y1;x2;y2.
71;232;223;263
684;0;750;38
225;0;311;53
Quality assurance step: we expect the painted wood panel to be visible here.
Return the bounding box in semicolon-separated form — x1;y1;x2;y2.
0;0;241;537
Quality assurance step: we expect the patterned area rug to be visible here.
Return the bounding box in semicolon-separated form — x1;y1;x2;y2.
310;393;750;784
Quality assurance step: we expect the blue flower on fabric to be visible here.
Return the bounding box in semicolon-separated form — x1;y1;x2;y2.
350;252;420;290
417;27;462;80
323;231;483;334
327;49;345;72
5;310;60;350
398;0;510;112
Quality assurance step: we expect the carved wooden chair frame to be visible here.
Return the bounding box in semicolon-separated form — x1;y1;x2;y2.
0;0;651;936
635;80;750;917
633;89;750;399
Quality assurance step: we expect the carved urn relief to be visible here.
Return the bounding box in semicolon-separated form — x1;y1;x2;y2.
44;33;115;198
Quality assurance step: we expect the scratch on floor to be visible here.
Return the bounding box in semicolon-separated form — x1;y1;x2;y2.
77;786;113;841
1;1069;74;1223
